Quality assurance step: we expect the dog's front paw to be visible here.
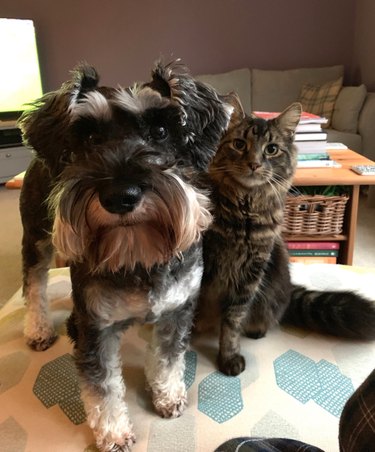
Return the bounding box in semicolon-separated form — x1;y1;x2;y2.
218;353;246;376
95;430;136;452
26;334;58;351
87;402;136;452
152;387;187;418
24;319;58;351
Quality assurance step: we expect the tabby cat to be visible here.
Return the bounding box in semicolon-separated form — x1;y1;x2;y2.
198;97;375;377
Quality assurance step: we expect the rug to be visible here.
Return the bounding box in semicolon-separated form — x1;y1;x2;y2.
1;263;375;452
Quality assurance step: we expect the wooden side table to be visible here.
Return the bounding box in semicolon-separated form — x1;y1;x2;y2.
287;149;375;265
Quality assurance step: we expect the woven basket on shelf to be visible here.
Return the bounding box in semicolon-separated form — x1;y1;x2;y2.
282;194;349;236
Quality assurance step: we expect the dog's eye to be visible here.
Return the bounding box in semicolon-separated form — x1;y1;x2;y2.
232;139;246;151
150;125;168;141
264;143;279;156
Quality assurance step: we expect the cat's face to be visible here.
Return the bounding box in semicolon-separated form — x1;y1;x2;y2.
210;103;302;192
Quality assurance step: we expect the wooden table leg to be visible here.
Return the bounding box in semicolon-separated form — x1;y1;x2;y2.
341;185;359;265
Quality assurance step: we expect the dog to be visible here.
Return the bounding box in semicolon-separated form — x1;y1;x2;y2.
19;60;232;451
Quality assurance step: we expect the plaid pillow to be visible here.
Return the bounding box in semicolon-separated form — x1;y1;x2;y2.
298;77;343;128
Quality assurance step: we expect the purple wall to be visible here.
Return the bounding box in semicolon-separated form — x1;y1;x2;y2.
1;0;365;92
352;0;375;90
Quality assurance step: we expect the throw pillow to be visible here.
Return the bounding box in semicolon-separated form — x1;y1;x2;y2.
298;77;343;127
331;85;367;133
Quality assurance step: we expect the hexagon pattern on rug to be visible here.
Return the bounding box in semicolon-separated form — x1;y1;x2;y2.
274;349;354;417
0;351;30;395
33;353;86;424
148;413;196;452
0;417;28;452
198;371;243;423
251;410;300;439
184;350;197;389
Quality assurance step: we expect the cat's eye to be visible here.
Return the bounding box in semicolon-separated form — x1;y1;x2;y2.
265;143;279;156
232;139;246;151
150;125;168;141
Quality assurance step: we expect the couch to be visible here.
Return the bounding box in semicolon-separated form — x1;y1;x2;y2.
195;65;375;163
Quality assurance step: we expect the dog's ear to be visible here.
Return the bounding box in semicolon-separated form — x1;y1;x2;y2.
18;63;100;175
148;60;233;170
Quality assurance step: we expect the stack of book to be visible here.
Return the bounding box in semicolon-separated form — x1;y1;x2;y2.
286;241;340;264
294;112;336;167
295;112;327;154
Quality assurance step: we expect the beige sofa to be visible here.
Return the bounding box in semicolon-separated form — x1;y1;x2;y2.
196;65;375;162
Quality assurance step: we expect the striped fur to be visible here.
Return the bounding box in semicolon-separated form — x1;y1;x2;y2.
285;287;375;340
197;99;375;377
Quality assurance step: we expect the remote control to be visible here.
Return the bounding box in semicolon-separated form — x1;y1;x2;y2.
351;165;375;175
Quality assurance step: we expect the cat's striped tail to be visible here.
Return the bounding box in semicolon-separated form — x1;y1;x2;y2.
281;285;375;340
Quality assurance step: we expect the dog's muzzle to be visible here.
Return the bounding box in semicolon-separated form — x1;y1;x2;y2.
99;183;143;214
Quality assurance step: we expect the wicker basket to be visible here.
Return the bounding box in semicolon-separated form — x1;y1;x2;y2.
282;194;349;236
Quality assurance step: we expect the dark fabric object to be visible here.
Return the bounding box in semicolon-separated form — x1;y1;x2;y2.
215;437;324;452
339;369;375;452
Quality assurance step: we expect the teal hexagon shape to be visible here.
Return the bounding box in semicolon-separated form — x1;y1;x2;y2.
274;349;321;404
315;359;354;417
184;350;197;389
33;353;86;424
198;371;243;423
274;349;354;417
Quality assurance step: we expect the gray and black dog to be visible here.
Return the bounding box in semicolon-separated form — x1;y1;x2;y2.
19;61;231;451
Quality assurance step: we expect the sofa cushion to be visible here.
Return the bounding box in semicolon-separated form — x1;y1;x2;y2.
331;85;367;133
252;65;344;112
195;68;252;113
298;77;343;127
326;129;362;153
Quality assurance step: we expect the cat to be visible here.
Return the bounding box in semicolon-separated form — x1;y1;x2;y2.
197;96;375;377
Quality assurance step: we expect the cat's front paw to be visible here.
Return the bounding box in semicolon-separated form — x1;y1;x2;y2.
218;353;246;376
244;329;266;340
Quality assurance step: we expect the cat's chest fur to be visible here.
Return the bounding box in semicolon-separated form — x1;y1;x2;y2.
204;188;284;288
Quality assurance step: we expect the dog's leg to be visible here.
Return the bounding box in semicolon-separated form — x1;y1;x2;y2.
22;236;57;350
145;300;195;418
73;322;135;452
20;163;57;351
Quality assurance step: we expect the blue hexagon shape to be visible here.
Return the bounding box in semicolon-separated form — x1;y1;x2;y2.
198;371;243;423
33;353;86;424
315;359;354;417
274;349;354;418
184;350;197;389
274;349;321;403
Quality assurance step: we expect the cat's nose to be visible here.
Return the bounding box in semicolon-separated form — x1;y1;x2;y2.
249;162;261;171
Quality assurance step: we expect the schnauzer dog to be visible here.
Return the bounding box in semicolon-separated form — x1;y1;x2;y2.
19;61;231;451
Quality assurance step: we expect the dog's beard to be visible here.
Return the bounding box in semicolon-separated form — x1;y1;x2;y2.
51;173;212;273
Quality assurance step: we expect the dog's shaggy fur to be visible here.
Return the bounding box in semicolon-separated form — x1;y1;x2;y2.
19;61;231;451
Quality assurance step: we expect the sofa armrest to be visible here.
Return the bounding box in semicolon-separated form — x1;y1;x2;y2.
358;93;375;161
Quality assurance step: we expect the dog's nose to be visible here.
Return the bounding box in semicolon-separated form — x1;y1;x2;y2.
99;184;143;214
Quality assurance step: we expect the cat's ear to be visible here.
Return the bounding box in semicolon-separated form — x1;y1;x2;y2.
222;92;245;127
275;102;302;134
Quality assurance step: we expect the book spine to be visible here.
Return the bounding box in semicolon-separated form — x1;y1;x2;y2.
296;125;323;133
295;133;327;141
289;256;337;264
288;249;339;257
286;241;340;250
297;152;330;161
295;142;327;153
296;160;340;168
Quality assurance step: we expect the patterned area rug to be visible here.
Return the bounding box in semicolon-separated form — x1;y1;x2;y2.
1;264;375;452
